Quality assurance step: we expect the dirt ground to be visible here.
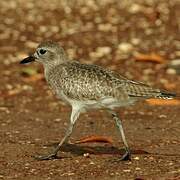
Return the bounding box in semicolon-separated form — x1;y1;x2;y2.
0;0;180;179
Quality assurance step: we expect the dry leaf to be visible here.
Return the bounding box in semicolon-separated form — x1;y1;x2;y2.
74;135;113;144
146;99;180;105
134;52;166;63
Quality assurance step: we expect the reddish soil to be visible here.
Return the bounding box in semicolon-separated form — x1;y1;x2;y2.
0;0;179;179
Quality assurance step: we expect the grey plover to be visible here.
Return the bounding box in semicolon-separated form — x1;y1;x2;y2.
20;41;176;161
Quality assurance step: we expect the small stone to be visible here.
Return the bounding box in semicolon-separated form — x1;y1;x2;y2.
96;46;112;56
39;26;48;33
159;114;167;118
89;161;95;165
169;59;180;66
110;172;114;176
50;26;59;33
98;23;112;32
25;163;30;166
143;68;154;75
166;68;176;75
5;84;13;90
167;59;180;74
131;38;141;45
134;156;140;160
135;167;141;170
54;118;61;122
89;46;111;58
83;153;90;158
175;51;180;56
149;156;154;160
118;43;133;53
123;169;131;172
128;4;142;14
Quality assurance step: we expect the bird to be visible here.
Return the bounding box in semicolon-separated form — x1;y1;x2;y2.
20;41;176;161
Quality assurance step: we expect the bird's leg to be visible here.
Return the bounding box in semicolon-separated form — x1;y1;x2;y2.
109;110;131;161
34;106;81;160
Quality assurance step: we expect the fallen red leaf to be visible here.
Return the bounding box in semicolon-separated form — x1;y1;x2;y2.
134;52;166;64
74;135;113;144
146;99;180;105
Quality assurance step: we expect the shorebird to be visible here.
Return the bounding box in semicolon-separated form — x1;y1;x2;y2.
20;41;176;161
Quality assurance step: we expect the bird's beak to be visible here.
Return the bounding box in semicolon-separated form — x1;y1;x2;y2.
20;55;35;64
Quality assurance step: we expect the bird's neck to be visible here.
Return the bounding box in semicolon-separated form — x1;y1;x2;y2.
43;58;70;81
44;60;62;70
44;62;58;83
44;54;69;69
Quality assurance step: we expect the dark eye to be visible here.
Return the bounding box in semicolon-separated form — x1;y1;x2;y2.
39;49;47;55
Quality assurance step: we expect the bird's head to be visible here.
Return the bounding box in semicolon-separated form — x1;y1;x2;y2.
20;41;67;67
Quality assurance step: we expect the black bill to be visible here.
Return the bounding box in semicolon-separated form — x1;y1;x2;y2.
20;55;35;64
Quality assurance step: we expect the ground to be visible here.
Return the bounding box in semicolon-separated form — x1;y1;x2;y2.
0;0;180;179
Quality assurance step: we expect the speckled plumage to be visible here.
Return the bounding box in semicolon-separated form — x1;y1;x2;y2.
20;41;176;161
45;58;174;110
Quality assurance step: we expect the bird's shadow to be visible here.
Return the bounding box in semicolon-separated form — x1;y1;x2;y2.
44;142;149;156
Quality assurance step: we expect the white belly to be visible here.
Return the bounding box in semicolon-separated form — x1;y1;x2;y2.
57;91;136;111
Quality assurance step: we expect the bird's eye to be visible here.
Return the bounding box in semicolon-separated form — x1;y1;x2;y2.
39;49;47;55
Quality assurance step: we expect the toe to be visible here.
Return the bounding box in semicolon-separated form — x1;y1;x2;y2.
33;154;57;160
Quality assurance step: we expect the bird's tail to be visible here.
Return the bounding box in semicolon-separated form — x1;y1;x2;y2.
125;81;176;99
156;90;176;99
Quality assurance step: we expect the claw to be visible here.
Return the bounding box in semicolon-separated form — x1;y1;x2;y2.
120;150;131;161
33;153;58;161
108;150;131;163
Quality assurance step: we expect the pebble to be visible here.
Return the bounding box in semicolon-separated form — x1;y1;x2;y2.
118;43;133;53
131;38;141;45
135;167;141;171
89;161;95;165
167;59;180;74
175;51;180;56
134;156;140;160
83;153;90;158
169;59;180;66
98;23;113;32
96;46;111;55
159;114;167;118
54;118;61;122
89;46;112;58
128;4;142;14
123;169;131;172
166;68;176;75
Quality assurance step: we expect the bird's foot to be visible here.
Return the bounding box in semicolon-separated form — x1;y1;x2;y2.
120;150;131;161
109;150;131;163
33;153;58;161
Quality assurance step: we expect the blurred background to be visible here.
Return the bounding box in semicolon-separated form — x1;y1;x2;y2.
0;0;179;179
1;0;179;83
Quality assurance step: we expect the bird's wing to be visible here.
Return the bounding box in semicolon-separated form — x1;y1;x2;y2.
52;61;174;101
52;61;128;101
